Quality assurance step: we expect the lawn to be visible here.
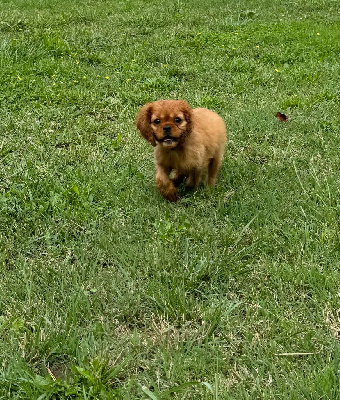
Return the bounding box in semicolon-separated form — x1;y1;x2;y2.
0;0;338;398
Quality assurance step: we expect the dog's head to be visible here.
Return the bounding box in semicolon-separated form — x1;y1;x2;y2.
135;100;192;149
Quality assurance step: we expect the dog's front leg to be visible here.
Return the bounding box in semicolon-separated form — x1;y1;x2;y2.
155;165;178;202
186;168;203;188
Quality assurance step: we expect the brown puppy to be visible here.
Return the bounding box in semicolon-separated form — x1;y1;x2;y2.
136;100;226;202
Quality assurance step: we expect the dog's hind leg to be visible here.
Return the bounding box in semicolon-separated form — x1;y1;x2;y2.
207;157;222;186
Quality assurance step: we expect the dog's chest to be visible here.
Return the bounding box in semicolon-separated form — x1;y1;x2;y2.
163;148;196;171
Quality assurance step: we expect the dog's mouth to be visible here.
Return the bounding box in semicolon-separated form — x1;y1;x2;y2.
155;135;179;147
163;138;176;145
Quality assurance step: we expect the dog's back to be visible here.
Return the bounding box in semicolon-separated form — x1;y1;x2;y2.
190;108;226;159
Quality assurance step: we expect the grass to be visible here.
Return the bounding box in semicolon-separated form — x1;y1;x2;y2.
0;0;338;398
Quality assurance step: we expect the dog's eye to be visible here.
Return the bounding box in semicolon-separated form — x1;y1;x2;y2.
174;117;182;123
153;119;161;124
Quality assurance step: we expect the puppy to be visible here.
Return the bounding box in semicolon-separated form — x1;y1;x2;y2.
136;100;226;202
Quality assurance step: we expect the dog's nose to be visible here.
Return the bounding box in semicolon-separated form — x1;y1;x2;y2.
163;125;171;134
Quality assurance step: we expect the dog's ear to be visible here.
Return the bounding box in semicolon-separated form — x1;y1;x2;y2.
179;100;192;129
135;103;156;147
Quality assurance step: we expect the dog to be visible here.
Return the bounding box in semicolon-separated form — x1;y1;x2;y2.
135;100;226;202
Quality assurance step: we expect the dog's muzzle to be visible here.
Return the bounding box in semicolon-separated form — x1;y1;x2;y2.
162;136;177;145
154;134;178;145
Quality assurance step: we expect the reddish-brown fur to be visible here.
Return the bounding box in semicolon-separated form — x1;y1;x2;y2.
136;100;227;202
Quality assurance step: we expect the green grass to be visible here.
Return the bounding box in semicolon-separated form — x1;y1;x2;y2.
0;0;338;398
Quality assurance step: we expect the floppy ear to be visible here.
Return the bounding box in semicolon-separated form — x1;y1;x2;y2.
179;100;192;132
135;103;156;147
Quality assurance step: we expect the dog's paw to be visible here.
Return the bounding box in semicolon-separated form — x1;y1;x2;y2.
164;188;178;202
156;172;178;202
